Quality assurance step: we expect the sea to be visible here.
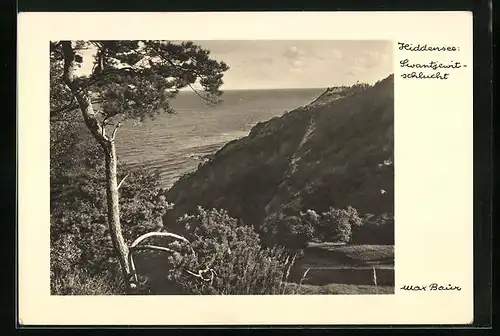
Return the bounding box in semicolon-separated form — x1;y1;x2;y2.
115;88;324;189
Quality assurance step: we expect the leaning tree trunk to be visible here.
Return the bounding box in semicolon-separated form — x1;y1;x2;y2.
60;41;133;291
103;140;132;285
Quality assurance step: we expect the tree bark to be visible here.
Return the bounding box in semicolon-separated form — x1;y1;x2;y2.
103;141;132;284
60;41;132;290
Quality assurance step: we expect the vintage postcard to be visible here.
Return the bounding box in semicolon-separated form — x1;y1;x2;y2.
18;11;473;325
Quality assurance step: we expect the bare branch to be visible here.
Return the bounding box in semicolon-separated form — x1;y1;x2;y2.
99;114;107;138
117;173;129;190
185;266;217;284
131;231;192;249
130;244;178;254
111;121;122;141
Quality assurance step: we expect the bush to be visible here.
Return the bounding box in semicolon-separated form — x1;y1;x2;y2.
165;207;297;295
300;209;320;236
318;206;363;243
260;211;315;250
351;212;394;244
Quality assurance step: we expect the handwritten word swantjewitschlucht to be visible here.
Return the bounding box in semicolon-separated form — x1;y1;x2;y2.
398;42;467;80
400;59;467;80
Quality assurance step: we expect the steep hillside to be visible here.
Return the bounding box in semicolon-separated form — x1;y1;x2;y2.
164;75;394;231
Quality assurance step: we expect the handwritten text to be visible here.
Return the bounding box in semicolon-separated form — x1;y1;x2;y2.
400;283;462;292
398;42;467;80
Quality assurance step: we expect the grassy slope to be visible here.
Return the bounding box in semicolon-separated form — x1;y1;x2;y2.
306;243;394;265
284;283;394;295
291;244;395;291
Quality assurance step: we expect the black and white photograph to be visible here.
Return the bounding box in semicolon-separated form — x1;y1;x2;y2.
49;39;394;296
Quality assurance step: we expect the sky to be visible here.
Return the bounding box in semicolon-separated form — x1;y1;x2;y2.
75;40;393;90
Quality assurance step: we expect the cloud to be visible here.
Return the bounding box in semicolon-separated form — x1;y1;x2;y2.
363;50;380;58
346;65;366;76
330;49;343;59
258;57;275;65
351;49;388;69
283;45;304;60
240;56;275;65
282;45;309;73
292;59;304;67
304;47;343;63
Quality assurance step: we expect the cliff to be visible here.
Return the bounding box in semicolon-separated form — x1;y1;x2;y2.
164;75;394;231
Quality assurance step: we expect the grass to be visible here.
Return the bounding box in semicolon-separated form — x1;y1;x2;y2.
283;283;394;295
305;243;394;265
51;269;124;295
328;244;393;262
289;243;395;289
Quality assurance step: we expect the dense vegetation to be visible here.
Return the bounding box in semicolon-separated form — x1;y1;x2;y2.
164;207;297;295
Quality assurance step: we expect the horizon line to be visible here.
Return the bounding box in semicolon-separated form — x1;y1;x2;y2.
180;74;394;92
181;86;329;92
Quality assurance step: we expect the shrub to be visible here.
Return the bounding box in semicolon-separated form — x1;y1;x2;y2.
318;206;363;243
299;209;320;239
165;207;297;295
260;211;315;250
351;212;394;244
